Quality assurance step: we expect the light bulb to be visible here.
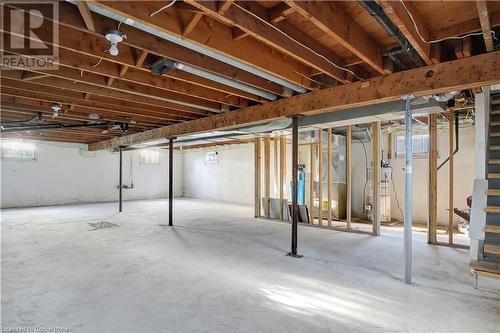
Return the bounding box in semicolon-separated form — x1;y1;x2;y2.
109;43;119;56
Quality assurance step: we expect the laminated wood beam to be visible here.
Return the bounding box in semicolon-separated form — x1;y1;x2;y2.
89;52;500;150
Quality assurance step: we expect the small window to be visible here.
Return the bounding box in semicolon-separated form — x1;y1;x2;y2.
139;150;160;164
205;151;219;164
1;140;37;160
395;134;429;158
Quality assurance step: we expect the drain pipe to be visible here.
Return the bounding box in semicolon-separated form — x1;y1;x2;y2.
357;0;425;67
437;111;459;170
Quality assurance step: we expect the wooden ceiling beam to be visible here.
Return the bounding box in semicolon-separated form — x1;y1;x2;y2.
89;51;500;151
430;11;500;42
187;1;348;82
75;1;96;32
4;2;285;97
285;0;385;74
182;12;204;37
0;87;188;124
87;1;314;90
1;70;213;117
379;1;433;65
269;3;295;24
476;0;495;52
1;77;199;121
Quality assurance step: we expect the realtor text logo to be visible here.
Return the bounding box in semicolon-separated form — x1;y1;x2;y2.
1;1;59;70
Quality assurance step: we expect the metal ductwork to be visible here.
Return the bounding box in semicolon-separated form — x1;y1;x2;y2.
357;0;425;68
0;122;115;133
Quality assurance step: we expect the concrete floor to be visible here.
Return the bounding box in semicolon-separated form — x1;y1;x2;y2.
1;198;498;332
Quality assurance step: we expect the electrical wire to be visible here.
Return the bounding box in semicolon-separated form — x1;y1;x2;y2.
233;2;364;82
91;58;103;68
149;0;177;17
399;0;498;44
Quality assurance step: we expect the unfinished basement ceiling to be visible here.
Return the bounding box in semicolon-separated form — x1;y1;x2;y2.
1;1;499;145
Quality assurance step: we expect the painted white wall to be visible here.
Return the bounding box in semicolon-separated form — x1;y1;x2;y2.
1;141;183;208
182;144;254;205
351;127;475;225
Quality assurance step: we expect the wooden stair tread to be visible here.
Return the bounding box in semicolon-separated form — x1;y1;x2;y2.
487;189;500;196
470;260;500;278
484;244;500;255
485;225;500;233
492;110;500;115
488;173;500;179
491;121;500;126
489;159;500;164
486;206;500;213
491;132;500;137
490;146;500;151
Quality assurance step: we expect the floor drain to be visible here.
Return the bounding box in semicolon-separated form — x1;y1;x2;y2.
89;221;119;230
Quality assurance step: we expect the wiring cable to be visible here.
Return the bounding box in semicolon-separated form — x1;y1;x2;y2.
233;2;364;82
399;0;497;44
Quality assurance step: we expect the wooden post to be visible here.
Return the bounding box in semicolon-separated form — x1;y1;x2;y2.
309;133;315;224
327;128;332;226
279;135;286;221
372;122;381;235
254;138;262;218
318;129;323;225
448;109;454;245
168;137;174;226
346;125;352;230
264;136;271;218
274;137;279;197
428;114;438;244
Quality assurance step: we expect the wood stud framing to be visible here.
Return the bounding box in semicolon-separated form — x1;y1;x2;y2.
279;135;286;221
428;114;438;244
264;136;271;219
309;134;315;224
318;129;323;225
327;129;332;227
254;138;262;218
346;125;352;230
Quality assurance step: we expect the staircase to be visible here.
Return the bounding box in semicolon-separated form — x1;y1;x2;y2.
484;93;500;263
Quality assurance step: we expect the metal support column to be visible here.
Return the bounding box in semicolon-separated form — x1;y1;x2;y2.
169;137;174;226
403;95;414;284
119;146;123;213
287;116;302;258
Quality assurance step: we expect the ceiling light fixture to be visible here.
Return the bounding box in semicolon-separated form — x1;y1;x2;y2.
105;29;126;56
51;103;62;117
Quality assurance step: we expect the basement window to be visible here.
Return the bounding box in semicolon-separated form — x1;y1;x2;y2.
139;150;160;164
205;151;219;164
395;134;429;158
1;140;37;161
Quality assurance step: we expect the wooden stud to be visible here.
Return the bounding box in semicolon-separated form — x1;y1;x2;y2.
182;12;204;37
318;128;323;225
309;134;315;224
449;109;454;245
274;137;279;198
264;136;271;218
428;113;438;244
327;128;332;227
346;125;352;230
372;122;381;235
280;135;286;221
254;138;262;218
476;1;495;52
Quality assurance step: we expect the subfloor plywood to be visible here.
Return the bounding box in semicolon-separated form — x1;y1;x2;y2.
1;198;497;332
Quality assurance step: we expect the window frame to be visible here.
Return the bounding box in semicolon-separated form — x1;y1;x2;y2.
0;140;37;161
394;133;430;159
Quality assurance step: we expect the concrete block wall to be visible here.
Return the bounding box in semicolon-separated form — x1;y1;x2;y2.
0;141;183;208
